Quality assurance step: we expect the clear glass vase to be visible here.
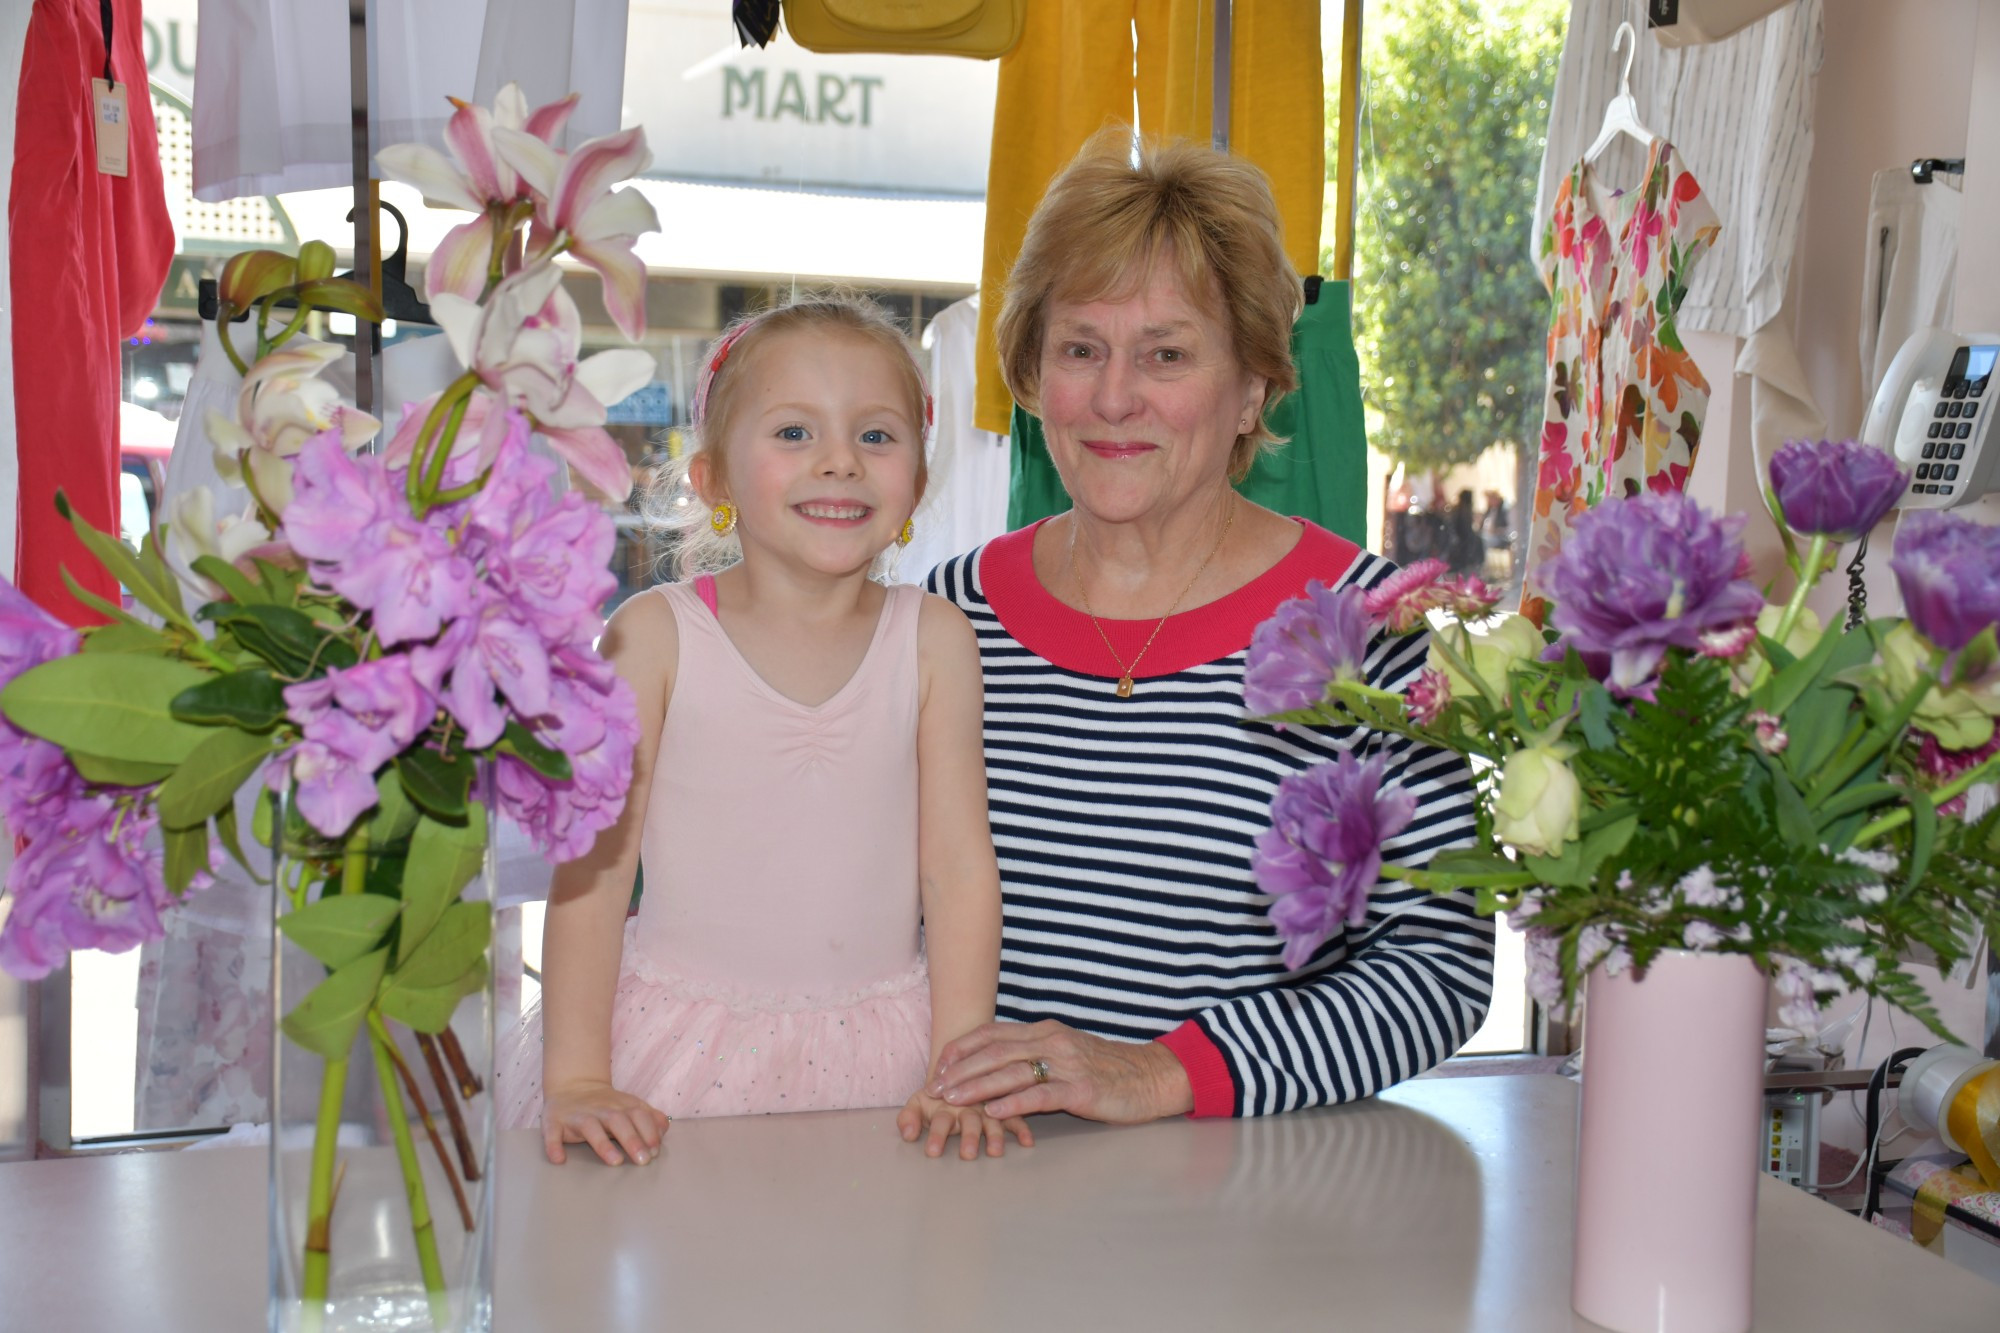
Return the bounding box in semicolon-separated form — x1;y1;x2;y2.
267;785;496;1333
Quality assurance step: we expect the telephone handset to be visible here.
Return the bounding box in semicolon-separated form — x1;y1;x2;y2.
1860;327;2000;510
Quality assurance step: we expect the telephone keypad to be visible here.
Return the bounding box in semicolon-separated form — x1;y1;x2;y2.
1937;402;1952;419
1952;442;1966;459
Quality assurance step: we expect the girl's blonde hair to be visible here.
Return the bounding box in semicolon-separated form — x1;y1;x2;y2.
646;294;931;579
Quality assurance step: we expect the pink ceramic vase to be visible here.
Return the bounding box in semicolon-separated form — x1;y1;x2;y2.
1571;949;1766;1333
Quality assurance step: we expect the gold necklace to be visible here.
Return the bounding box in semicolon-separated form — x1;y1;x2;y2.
1069;500;1236;698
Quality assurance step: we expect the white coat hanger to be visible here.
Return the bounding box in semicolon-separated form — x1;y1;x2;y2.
1584;21;1657;164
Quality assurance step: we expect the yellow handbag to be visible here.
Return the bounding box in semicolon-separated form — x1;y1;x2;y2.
782;0;1025;59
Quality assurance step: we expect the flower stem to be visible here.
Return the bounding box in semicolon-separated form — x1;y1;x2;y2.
297;826;372;1320
1769;533;1830;651
1433;623;1504;711
417;392;474;516
1853;751;2000;845
217;315;251;376
267;301;313;351
368;1012;451;1330
1377;862;1537;891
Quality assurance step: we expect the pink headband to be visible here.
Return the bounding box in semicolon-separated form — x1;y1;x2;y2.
690;317;936;437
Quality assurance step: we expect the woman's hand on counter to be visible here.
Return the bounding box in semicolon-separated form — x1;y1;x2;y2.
929;1020;1195;1124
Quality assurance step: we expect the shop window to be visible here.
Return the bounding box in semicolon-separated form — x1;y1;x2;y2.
1342;0;1570;1055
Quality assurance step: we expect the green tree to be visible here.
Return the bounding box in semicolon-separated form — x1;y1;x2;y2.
1334;0;1565;475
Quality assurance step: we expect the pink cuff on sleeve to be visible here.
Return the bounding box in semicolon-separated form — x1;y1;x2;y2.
1155;1022;1235;1119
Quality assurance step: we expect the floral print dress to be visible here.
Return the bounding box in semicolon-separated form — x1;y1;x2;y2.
1524;140;1722;623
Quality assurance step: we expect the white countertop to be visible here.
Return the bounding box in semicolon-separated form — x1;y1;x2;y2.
1;1074;1995;1331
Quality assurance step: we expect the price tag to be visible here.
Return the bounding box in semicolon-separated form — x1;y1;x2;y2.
92;78;128;177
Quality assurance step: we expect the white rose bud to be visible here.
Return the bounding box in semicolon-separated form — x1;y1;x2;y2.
1427;613;1543;707
1493;746;1582;857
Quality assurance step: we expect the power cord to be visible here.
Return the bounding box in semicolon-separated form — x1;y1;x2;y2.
1860;1046;1929;1222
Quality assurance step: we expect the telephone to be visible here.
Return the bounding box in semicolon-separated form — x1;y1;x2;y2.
1860;327;2000;511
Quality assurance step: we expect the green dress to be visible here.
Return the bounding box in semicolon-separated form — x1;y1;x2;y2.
1005;277;1369;545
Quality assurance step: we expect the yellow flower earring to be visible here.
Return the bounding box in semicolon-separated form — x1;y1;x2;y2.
710;503;737;536
898;518;915;547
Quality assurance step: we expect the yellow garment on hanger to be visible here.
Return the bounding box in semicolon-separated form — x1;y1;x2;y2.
974;0;1324;435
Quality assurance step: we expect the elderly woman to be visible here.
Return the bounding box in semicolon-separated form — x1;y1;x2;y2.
922;135;1494;1123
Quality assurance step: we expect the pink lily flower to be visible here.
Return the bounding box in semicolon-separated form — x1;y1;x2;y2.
430;264;652;501
375;83;580;305
494;124;659;341
207;339;380;512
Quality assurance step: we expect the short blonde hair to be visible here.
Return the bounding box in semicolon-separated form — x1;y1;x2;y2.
995;131;1302;481
646;294;929;578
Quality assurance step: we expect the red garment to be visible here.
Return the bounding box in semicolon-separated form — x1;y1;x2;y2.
10;0;172;624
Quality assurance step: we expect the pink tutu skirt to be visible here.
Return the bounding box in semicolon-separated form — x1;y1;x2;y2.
498;920;931;1125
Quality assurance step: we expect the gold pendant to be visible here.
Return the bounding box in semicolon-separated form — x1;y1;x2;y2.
1116;676;1134;698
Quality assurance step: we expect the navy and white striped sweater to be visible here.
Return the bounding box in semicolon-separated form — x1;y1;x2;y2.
927;520;1494;1117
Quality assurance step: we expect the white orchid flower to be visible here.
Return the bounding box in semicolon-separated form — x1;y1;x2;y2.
165;488;276;601
431;263;651;501
209;339;379;514
495;123;659;341
375;83;581;304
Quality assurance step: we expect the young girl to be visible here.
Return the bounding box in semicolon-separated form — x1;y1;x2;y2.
496;297;1027;1163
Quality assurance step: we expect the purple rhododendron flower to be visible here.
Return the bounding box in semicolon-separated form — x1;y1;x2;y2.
442;601;555;750
494;668;638;862
1244;580;1372;715
0;578;82;831
1890;510;2000;653
0;796;176;980
1251;753;1416;971
285;433;478;646
1538;492;1763;697
287;739;385;837
1769;438;1908;543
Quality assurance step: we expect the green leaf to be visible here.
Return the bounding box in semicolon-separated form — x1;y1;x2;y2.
498;720;572;781
163;823;209;894
280;948;389;1060
170;670;288;731
61;567;155;633
1908;791;1938;892
251;558;299;605
215;800;250;873
1426;848;1520;879
69;752;175;786
1577;682;1616;751
1577;813;1639;881
0;655;215;763
1762;754;1818;848
377;957;488;1034
279;894;401;969
189;555;269;607
370;770;420;846
1523;838;1587;888
1781;686;1851;780
137;531;185;620
398;807;487;964
53;491;180;623
154;727;280;829
397;746;473;822
80;620;173;656
202;604;355;675
1814;781;1905;828
390;900;491;989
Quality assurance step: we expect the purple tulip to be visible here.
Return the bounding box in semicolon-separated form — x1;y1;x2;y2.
1890;510;2000;654
1769;439;1907;542
1538;492;1764;697
1251;753;1416;971
1244;580;1372;715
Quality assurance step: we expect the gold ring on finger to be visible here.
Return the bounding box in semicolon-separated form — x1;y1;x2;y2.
1029;1058;1051;1084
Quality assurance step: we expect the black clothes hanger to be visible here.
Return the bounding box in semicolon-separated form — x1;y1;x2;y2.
1911;157;1965;184
198;199;433;327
